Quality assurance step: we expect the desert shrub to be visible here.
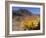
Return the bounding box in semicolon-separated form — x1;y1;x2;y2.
15;16;20;21
21;17;40;30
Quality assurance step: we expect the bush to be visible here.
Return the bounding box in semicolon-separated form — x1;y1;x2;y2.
21;18;40;30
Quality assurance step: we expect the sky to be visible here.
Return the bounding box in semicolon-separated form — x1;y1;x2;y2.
12;7;40;14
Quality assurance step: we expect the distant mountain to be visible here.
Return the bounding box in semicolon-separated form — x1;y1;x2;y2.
12;9;40;16
12;9;33;16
